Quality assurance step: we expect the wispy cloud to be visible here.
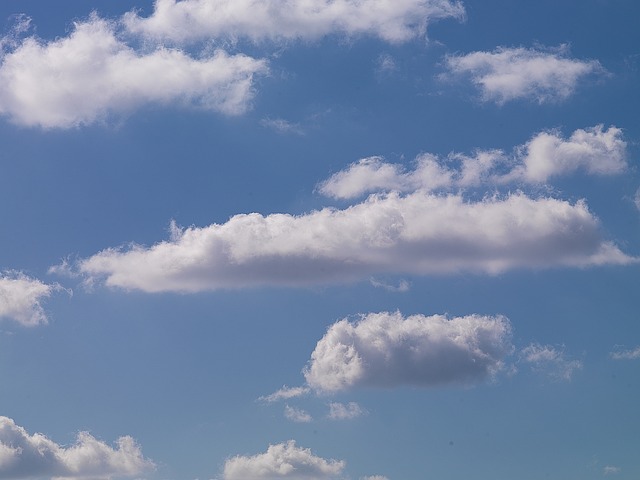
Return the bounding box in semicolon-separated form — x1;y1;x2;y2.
222;441;344;480
304;312;513;392
318;125;626;198
520;344;582;381
610;346;640;360
124;0;466;44
444;45;605;104
260;117;304;135
369;278;410;292
284;405;313;423
603;466;621;476
259;385;310;403
0;416;154;479
0;271;63;327
327;402;366;420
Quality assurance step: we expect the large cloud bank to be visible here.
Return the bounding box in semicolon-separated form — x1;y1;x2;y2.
303;311;513;392
124;0;465;44
71;191;633;293
0;272;61;327
0;16;267;128
319;125;626;198
0;416;154;480
222;440;345;480
444;45;603;104
0;0;466;128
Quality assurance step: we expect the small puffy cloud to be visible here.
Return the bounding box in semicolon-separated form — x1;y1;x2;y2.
510;125;626;183
634;188;640;211
318;155;453;199
520;344;582;381
303;311;513;393
222;440;345;480
284;405;313;423
444;45;604;104
319;125;626;199
0;271;61;327
361;476;389;480
69;191;634;293
259;386;311;403
124;0;466;44
327;402;366;420
610;346;640;360
0;16;267;128
0;416;154;480
603;466;621;475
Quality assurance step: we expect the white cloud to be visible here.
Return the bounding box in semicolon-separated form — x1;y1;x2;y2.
0;271;62;327
318;155;453;199
69;190;634;293
0;15;267;128
603;466;621;475
376;53;397;74
369;278;410;292
284;405;313;423
361;476;389;480
318;125;626;198
124;0;465;44
327;402;365;420
222;440;345;480
260;117;304;135
444;45;604;104
634;188;640;211
303;311;513;393
520;344;582;381
0;416;154;480
610;346;640;360
509;125;626;183
259;386;311;403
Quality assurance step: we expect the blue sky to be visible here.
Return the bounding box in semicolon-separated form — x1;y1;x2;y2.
0;1;639;479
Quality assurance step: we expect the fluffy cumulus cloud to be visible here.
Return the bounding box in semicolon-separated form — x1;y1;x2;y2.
327;402;365;420
318;125;626;198
444;45;604;104
70;190;634;293
124;0;465;44
520;344;582;381
0;416;154;480
303;311;513;393
0;271;61;327
0;16;267;128
222;440;345;480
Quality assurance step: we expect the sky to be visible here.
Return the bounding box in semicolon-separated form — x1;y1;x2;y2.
0;0;639;479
